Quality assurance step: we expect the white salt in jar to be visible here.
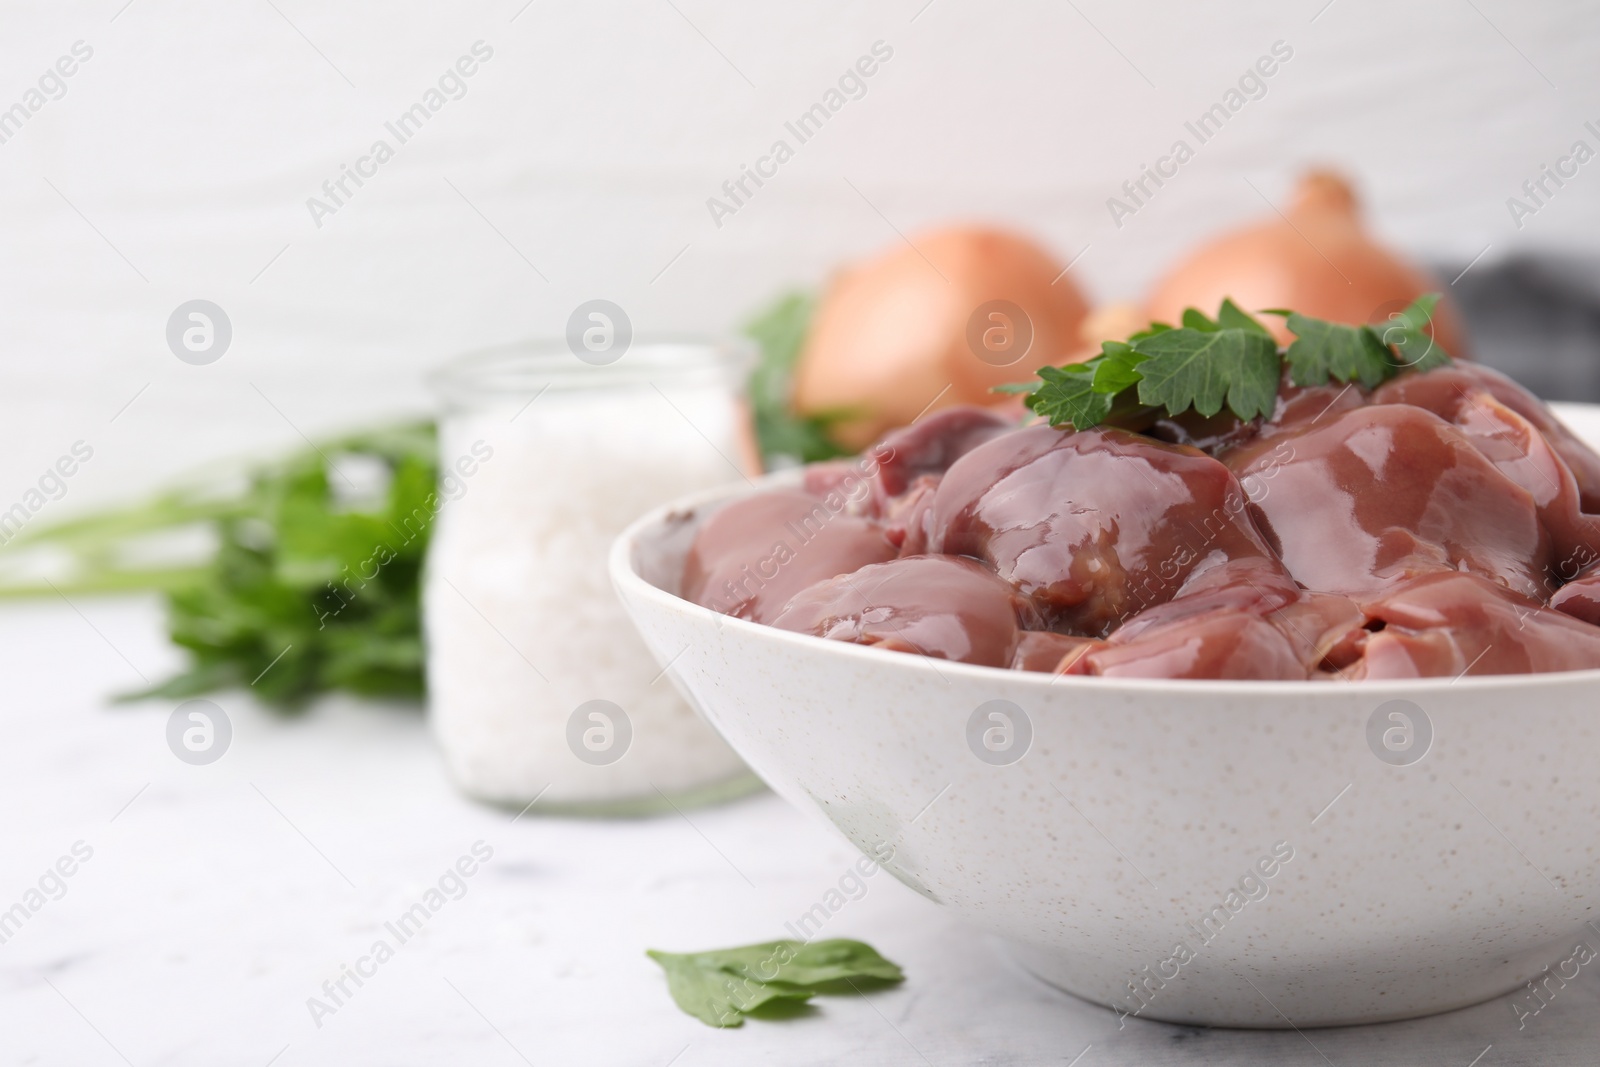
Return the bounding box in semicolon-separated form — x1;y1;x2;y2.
425;339;760;812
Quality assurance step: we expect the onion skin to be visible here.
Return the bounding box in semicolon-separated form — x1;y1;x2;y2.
794;227;1090;449
1078;302;1147;347
1143;170;1466;354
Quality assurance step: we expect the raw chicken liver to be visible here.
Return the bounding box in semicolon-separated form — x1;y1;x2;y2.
682;358;1600;680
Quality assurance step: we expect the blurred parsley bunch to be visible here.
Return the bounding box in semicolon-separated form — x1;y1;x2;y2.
743;292;851;465
0;422;438;710
0;293;833;711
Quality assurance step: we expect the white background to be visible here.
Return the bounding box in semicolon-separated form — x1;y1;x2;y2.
0;0;1597;507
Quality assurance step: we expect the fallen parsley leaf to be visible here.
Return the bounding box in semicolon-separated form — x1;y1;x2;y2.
647;939;905;1027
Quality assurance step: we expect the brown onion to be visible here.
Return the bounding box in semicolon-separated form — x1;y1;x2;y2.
794;227;1090;449
1143;170;1466;353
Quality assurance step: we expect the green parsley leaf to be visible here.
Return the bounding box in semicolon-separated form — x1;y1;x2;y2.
1011;343;1146;430
1090;341;1148;394
1127;321;1174;341
743;291;854;464
1131;322;1280;421
648;951;813;1027
1216;297;1273;336
1180;301;1274;335
1270;294;1453;384
1027;364;1114;429
1373;293;1452;372
647;939;905;1028
999;295;1453;432
1274;312;1394;388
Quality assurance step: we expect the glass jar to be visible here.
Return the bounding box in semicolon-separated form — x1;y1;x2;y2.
425;339;761;813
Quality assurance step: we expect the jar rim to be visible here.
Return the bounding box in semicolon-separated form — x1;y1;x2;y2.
427;336;758;407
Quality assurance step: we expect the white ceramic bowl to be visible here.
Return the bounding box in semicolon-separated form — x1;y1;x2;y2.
610;404;1600;1029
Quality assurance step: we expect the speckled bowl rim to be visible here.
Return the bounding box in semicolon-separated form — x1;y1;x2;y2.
609;467;1600;697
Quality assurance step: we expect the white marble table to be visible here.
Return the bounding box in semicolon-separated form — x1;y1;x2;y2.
3;596;1596;1066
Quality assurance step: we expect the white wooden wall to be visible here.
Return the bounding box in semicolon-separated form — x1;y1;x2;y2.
0;0;1595;505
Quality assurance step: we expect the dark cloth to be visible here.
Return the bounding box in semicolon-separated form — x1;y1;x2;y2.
1433;254;1600;403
